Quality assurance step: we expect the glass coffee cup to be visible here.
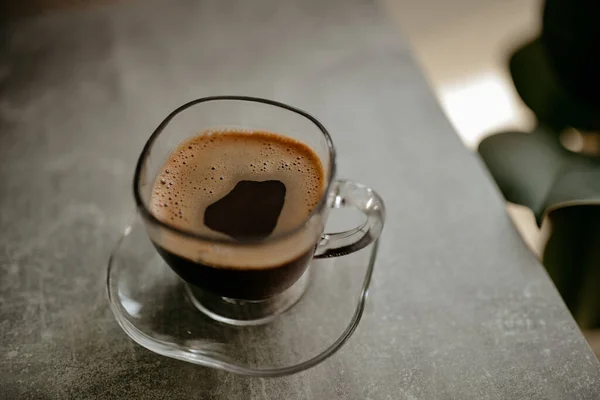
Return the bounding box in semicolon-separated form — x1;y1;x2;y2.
134;96;385;325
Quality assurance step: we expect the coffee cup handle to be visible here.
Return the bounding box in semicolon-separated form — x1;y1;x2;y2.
314;180;385;259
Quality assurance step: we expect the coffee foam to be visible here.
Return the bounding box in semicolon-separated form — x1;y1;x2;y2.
149;130;325;269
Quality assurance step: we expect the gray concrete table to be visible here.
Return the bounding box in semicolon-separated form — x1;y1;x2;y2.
1;0;599;398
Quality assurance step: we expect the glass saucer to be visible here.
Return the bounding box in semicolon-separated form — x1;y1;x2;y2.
107;215;379;377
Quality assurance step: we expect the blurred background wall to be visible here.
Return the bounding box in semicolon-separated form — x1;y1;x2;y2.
382;0;545;262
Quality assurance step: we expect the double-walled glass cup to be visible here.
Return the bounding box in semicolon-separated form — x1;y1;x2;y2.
135;96;385;325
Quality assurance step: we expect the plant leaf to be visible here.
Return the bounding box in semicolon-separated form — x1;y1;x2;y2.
544;158;600;216
510;38;600;131
478;127;566;223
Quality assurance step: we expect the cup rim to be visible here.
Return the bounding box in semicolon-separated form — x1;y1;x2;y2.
133;95;337;245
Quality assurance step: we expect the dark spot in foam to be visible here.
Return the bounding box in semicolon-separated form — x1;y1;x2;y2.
204;180;286;241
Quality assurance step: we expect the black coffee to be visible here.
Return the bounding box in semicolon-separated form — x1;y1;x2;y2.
150;130;324;300
154;244;314;299
204;180;286;240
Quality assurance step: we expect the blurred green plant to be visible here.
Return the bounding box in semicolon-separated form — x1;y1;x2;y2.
478;0;600;328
